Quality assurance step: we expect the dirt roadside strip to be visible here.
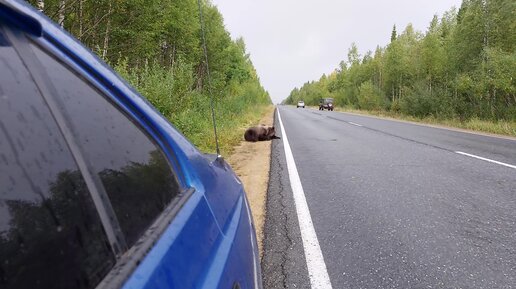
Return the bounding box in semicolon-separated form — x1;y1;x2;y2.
226;105;275;258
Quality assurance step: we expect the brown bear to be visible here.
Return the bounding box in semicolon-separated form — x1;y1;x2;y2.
244;125;280;142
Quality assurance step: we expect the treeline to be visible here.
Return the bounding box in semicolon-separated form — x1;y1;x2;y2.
27;0;271;153
285;0;515;121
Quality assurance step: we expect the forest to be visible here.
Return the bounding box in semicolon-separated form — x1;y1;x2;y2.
285;0;515;130
26;0;271;153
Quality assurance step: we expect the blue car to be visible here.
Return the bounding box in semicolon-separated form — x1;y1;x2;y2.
0;1;261;288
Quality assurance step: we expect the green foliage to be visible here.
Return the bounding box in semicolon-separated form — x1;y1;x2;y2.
285;0;515;125
390;25;397;42
357;81;385;111
400;81;445;118
115;61;270;154
27;0;271;154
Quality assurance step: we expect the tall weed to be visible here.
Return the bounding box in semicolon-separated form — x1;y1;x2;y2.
114;61;271;155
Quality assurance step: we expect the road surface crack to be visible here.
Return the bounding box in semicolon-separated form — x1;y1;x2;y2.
262;134;296;288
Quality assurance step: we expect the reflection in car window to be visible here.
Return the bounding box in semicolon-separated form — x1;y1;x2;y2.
30;44;181;247
0;28;115;289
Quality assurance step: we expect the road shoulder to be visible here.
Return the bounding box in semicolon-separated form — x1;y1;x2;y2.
226;105;275;258
261;107;311;288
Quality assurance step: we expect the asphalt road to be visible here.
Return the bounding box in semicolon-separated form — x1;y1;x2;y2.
261;106;516;289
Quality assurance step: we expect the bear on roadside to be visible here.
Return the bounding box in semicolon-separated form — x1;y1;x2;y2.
244;125;280;142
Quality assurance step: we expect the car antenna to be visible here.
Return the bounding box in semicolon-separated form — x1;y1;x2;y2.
197;0;221;158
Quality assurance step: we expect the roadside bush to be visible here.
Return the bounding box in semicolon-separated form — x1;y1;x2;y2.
114;62;270;154
357;81;386;111
400;81;439;118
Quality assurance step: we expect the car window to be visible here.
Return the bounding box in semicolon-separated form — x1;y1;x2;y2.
0;27;115;289
29;43;181;247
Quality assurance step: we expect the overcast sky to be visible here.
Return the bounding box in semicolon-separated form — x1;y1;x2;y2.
211;0;462;104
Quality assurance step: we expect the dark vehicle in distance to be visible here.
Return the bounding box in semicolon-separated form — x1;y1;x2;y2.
319;98;334;111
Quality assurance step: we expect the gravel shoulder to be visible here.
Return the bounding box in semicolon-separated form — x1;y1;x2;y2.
227;105;275;257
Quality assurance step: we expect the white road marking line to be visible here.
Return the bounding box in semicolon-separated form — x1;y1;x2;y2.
348;121;363;127
455;151;516;169
277;109;333;289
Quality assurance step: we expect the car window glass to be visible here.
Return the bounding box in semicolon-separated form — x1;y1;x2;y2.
29;43;181;247
0;28;115;289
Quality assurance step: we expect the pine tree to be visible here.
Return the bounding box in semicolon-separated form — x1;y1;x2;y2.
390;25;397;42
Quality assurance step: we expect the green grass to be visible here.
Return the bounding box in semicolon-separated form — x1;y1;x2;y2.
184;103;271;155
115;62;272;156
